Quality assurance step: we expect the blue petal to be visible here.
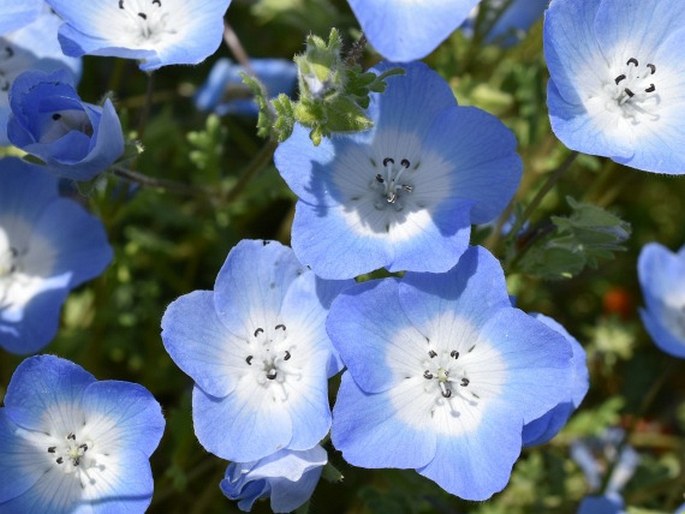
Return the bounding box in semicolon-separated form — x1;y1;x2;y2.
161;290;245;398
326;278;427;393
0;0;42;34
422;106;522;224
0;412;44;503
477;309;574;424
348;0;479;62
3;355;95;432
280;273;353;375
640;308;685;358
192;384;292;462
213;239;304;335
399;246;512;334
418;402;523;500
80;381;165;458
33;198;112;288
331;372;436;469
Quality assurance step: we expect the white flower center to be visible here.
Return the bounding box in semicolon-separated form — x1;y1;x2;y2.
39;110;93;144
46;431;96;476
116;0;176;45
421;343;480;417
603;57;660;124
243;323;301;402
371;157;416;211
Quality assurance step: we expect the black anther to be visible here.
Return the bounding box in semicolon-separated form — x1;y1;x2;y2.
137;12;147;19
246;355;253;365
645;83;656;93
450;350;459;359
423;370;433;379
400;159;410;168
624;88;635;98
647;63;656;74
254;328;264;337
284;351;291;361
614;74;626;85
627;57;638;66
428;350;437;358
275;324;286;331
460;378;470;387
382;157;394;167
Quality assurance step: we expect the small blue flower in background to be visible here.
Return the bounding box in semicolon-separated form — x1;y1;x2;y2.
8;69;124;181
196;58;297;117
0;6;82;146
347;0;479;62
522;313;589;446
275;61;521;280
577;493;626;514
0;354;165;513
0;157;112;354
46;0;233;71
638;242;685;358
161;239;350;462
545;0;685;174
327;246;575;500
0;0;42;35
464;0;548;46
221;445;327;513
571;427;639;495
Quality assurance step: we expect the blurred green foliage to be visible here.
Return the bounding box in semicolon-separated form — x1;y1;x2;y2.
2;0;685;513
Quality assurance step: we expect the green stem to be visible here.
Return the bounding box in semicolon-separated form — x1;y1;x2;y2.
223;139;278;203
137;71;155;140
110;166;211;197
507;150;579;243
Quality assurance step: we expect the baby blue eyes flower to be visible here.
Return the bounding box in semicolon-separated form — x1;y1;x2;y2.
0;354;165;513
220;445;327;513
0;7;82;146
0;158;112;355
347;0;479;62
195;58;297;117
327;246;575;500
577;494;626;514
275;61;522;280
161;239;350;462
8;69;124;181
46;0;232;71
638;242;685;358
545;0;685;174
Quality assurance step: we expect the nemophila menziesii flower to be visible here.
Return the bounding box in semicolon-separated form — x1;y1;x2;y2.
638;242;685;358
471;0;549;46
0;355;165;513
0;157;112;354
578;494;626;514
522;313;588;446
196;58;297;117
275;61;521;280
0;7;81;146
327;246;574;500
8;69;124;181
0;0;42;35
545;0;685;174
347;0;479;62
161;239;350;462
220;445;327;513
46;0;232;71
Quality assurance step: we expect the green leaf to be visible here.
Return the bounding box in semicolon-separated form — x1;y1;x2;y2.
515;197;631;280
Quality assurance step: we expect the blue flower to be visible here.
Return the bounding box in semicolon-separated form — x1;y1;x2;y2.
220;445;327;513
0;354;165;513
0;0;42;35
465;0;548;47
571;428;639;494
196;58;297;117
161;239;350;462
545;0;685;174
0;157;112;354
0;6;82;146
347;0;479;62
522;313;589;446
46;0;232;71
8;69;123;181
638;242;685;358
327;246;575;500
577;494;626;514
275;61;521;280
